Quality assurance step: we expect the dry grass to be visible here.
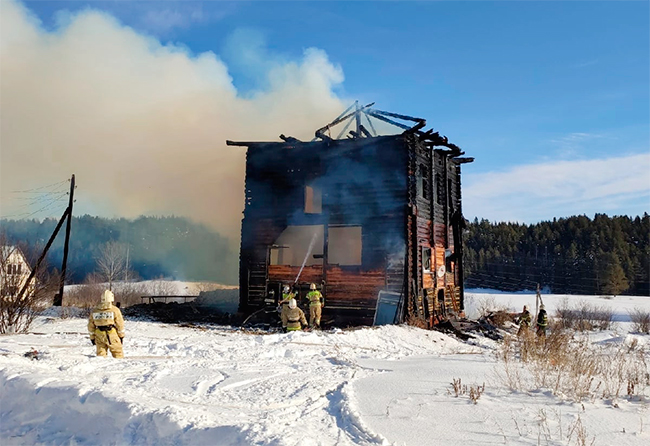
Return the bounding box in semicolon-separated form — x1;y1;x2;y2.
496;328;649;403
448;377;485;404
64;279;149;311
555;298;613;331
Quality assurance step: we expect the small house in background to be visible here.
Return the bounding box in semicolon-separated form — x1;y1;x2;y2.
1;245;35;300
228;102;473;327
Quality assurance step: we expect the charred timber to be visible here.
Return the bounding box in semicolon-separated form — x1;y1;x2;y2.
234;121;471;328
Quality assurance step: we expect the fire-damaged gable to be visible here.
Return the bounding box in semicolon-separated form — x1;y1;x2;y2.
228;103;473;328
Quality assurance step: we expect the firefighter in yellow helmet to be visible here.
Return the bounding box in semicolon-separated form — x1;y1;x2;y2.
279;285;296;331
306;283;324;329
281;299;307;332
88;290;125;358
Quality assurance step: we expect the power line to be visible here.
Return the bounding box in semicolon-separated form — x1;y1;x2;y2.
10;180;67;193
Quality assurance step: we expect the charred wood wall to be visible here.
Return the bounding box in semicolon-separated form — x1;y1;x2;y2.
239;136;408;325
239;131;466;326
404;136;465;323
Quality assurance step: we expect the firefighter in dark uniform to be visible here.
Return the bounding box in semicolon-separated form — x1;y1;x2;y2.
536;304;548;337
517;305;532;336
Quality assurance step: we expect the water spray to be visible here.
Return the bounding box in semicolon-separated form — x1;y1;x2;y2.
293;231;319;286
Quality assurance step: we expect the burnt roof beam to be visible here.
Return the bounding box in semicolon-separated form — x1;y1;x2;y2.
367;108;426;125
315;102;375;141
359;124;372;138
362;111;378;136
279;134;301;143
365;110;412;130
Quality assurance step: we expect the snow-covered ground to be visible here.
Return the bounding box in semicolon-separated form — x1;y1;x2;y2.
1;291;649;445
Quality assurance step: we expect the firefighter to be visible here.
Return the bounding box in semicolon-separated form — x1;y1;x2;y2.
88;290;125;358
281;299;308;332
306;283;324;329
536;304;548;337
517;305;532;336
279;285;296;331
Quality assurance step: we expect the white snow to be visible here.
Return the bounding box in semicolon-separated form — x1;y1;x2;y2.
1;291;649;445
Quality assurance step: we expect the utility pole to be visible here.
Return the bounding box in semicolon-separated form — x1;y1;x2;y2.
54;174;75;306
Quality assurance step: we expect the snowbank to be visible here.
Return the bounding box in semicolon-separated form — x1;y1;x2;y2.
1;294;649;445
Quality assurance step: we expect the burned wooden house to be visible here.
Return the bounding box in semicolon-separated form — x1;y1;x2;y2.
227;103;473;327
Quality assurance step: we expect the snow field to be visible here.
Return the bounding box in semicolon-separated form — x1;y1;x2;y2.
0;292;649;445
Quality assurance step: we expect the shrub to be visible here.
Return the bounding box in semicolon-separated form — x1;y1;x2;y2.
555;298;613;331
629;308;650;334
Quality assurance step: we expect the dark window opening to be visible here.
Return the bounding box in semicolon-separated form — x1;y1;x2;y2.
445;249;453;273
436;174;445;205
418;163;430;200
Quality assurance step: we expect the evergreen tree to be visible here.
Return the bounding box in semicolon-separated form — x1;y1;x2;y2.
599;252;629;295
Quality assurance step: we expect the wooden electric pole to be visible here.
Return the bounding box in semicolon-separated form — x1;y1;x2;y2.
54;174;75;306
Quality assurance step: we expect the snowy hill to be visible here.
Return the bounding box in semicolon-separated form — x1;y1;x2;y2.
1;292;649;445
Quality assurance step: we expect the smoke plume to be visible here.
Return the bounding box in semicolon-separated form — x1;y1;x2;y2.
0;0;346;242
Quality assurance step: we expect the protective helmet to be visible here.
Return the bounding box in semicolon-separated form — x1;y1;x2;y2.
288;299;297;309
101;290;115;303
523;305;528;311
283;285;290;293
310;283;316;290
540;304;545;310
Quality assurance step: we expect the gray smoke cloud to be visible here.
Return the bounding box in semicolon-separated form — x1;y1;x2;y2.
0;0;347;242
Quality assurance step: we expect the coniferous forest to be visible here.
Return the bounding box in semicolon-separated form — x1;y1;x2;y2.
463;213;650;296
1;213;648;295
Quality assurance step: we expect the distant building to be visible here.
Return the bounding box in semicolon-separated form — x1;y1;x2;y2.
228;104;473;327
1;245;35;300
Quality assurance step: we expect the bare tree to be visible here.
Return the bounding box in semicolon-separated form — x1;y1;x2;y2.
95;241;127;291
1;233;58;333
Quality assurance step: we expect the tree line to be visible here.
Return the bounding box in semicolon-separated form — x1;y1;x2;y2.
463;213;650;296
0;215;238;285
2;213;648;295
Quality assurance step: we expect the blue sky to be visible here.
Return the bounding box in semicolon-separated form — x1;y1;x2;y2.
2;0;649;231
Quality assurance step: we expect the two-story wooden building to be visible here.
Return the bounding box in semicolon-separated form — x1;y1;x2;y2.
228;104;473;327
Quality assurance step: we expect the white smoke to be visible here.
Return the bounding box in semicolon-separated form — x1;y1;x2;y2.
0;0;347;241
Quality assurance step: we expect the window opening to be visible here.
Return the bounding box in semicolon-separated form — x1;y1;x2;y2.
445;248;453;273
328;226;362;266
422;247;432;272
269;225;324;266
419;163;430;200
304;186;322;214
436;173;445;205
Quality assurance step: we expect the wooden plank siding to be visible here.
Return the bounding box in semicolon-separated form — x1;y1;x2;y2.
236;129;467;327
239;136;409;325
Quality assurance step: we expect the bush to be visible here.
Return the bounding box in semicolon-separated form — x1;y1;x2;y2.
555;298;613;331
629;308;650;334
